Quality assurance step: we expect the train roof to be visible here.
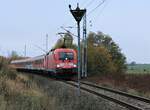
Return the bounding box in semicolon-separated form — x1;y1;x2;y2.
53;48;76;52
11;55;45;64
31;55;44;61
11;58;31;64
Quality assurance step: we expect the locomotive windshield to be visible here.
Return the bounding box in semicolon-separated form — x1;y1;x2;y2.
59;52;74;60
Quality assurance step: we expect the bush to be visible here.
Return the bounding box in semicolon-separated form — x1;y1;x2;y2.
0;56;17;80
87;45;116;75
0;56;8;71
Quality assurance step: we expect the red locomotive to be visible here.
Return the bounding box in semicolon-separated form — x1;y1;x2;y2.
11;48;77;77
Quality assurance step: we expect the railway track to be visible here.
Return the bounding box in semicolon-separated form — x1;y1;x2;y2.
20;71;150;110
64;81;150;110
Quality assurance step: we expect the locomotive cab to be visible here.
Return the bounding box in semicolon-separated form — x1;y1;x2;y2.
53;48;77;75
56;52;77;68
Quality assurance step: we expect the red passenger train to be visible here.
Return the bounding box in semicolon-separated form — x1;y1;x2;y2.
11;48;77;77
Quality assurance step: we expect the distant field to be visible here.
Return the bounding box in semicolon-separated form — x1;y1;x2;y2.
127;64;150;74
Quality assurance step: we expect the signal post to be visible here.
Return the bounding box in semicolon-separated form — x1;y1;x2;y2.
69;3;86;96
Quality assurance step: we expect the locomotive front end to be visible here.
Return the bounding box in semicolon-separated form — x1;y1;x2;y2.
54;49;77;76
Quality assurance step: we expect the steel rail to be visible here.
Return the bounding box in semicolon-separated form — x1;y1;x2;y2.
80;81;150;104
65;81;144;110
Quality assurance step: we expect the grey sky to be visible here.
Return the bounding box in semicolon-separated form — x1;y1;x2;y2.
0;0;150;63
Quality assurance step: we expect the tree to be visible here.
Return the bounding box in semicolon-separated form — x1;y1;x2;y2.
130;61;136;66
8;51;23;62
10;51;19;59
87;44;116;75
86;32;127;75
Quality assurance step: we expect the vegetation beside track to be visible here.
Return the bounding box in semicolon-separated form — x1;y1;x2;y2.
0;56;125;110
78;32;150;98
86;32;127;75
84;73;150;98
0;56;49;110
1;31;149;109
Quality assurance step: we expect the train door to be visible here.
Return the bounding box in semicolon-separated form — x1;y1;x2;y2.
44;55;48;70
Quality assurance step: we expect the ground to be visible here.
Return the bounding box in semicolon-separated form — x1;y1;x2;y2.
84;73;150;98
127;64;150;74
0;69;127;110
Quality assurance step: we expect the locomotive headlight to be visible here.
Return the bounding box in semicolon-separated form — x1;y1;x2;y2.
73;64;77;67
56;64;60;68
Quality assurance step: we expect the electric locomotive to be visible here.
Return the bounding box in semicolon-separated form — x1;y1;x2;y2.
11;48;77;77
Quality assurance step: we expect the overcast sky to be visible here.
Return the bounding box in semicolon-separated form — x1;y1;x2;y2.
0;0;150;63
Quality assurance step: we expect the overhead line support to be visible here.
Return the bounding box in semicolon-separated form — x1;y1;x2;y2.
69;3;86;96
82;13;87;77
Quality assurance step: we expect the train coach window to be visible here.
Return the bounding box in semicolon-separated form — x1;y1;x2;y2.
59;52;74;60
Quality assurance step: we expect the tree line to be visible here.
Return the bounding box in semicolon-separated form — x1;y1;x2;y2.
54;31;127;75
86;32;126;75
7;31;127;75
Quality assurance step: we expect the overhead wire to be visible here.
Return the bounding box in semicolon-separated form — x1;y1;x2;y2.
94;0;110;22
32;44;47;54
84;0;96;8
84;0;109;31
59;0;107;39
64;0;107;27
60;26;83;40
87;0;106;15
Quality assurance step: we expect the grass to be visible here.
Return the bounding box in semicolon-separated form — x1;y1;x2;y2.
2;55;149;109
0;56;125;110
0;71;47;110
127;64;150;74
0;56;56;110
28;73;126;110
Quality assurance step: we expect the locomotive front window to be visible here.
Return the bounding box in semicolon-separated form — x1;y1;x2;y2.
59;52;74;60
